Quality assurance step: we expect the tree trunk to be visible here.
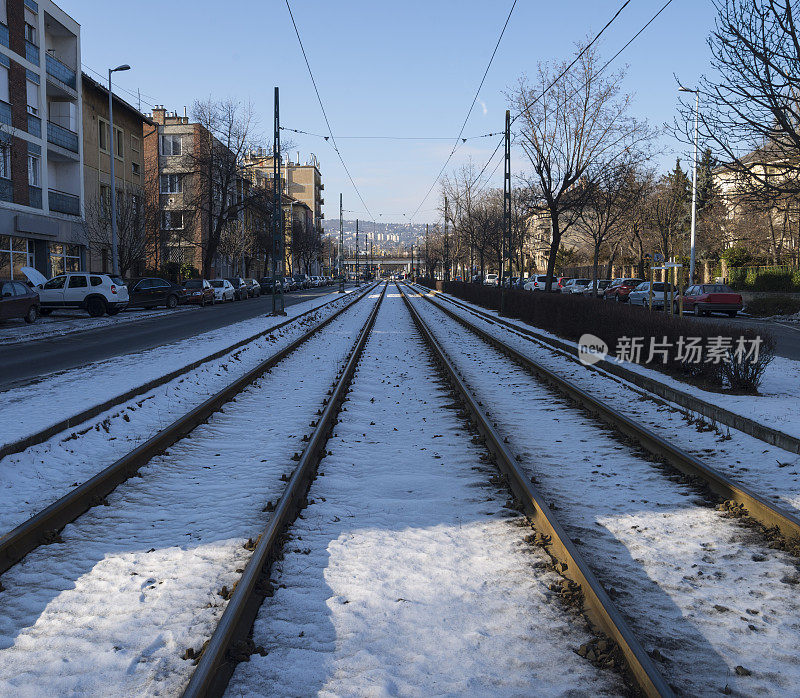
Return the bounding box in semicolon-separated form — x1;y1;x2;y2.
544;210;560;291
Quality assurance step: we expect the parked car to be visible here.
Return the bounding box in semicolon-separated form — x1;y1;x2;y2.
210;279;235;303
283;276;298;292
226;277;250;301
523;275;552;291
21;267;129;317
555;277;572;292
484;273;499;286
127;277;186;309
0;279;39;323
582;279;612;297
245;278;261;297
182;279;214;306
259;277;280;293
628;282;673;308
677;284;744;317
603;278;644;303
293;274;310;289
562;278;591;294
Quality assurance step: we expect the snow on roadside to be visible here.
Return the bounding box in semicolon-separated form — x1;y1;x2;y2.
420;286;800;439
0;289;362;536
409;290;800;696
227;289;623;697
0;306;194;346
413;288;800;517
0;289;380;697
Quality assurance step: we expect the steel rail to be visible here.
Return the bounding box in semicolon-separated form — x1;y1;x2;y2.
412;283;800;455
407;284;800;545
182;282;388;698
397;282;672;697
0;284;374;461
0;283;380;576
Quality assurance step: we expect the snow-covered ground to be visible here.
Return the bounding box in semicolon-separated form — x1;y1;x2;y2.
407;288;800;696
412;287;800;518
419;285;800;440
0;288;381;696
0;288;363;538
227;289;623;697
0;306;195;345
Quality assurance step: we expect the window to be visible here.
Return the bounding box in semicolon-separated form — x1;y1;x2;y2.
90;275;103;286
67;275;87;288
160;134;182;156
26;79;38;116
98;119;109;152
130;135;140;154
42;275;66;290
132;161;140;177
160;174;182;193
27;154;39;186
1;281;13;296
24;22;36;45
12;281;28;295
0;235;33;279
162;210;184;229
0;142;10;179
49;242;81;276
0;66;9;104
114;126;123;158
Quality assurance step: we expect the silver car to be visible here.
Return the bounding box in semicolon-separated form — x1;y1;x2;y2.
628;281;674;308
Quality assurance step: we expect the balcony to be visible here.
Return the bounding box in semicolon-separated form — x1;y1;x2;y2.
25;40;39;66
27;113;41;137
0;100;11;127
29;185;42;209
0;23;9;49
47;120;78;153
46;54;76;90
24;0;39;11
49;188;79;216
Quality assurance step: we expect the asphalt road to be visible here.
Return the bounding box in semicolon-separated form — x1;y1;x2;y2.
681;313;800;362
0;287;350;390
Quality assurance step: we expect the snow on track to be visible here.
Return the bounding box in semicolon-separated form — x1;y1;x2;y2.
226;289;623;697
0;290;380;696
420;289;800;518
0;291;361;536
408;289;800;697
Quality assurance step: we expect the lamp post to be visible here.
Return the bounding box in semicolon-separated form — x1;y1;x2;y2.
108;64;130;276
679;85;699;283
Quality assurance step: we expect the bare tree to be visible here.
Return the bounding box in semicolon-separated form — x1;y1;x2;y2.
510;44;644;290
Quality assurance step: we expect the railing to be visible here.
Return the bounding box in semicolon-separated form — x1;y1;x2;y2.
48;188;79;216
46;53;76;89
25;40;39;66
27;113;41;137
0;178;12;203
0;23;9;49
47;120;78;153
0;100;11;127
29;185;42;209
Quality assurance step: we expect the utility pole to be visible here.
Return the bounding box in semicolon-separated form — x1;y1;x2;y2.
425;223;429;279
444;196;450;282
501;109;511;314
370;239;373;279
271;87;285;315
338;193;344;292
356;219;360;284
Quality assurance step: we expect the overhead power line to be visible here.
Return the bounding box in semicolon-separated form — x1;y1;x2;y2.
285;0;375;221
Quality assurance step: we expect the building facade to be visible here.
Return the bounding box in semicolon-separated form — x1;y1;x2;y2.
81;72;150;275
0;0;84;280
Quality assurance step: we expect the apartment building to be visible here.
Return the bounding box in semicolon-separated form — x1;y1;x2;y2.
0;0;84;280
242;149;325;234
81;72;151;275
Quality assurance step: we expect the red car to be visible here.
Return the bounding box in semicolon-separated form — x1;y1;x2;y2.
1;279;39;323
677;283;743;317
181;279;215;307
603;278;644;302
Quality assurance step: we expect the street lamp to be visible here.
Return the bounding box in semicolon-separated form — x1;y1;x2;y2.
108;64;130;276
679;85;699;283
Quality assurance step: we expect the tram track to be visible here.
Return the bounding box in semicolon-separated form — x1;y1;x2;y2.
399;282;800;696
0;285;385;696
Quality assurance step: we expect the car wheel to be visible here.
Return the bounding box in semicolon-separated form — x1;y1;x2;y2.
166;294;178;309
24;305;38;323
87;297;106;317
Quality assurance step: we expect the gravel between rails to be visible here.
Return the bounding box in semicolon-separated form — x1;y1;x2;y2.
226;288;624;697
408;289;800;697
0;290;381;696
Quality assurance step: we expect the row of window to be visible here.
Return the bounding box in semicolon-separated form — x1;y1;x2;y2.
98;118;141;179
0;142;40;188
0;237;82;279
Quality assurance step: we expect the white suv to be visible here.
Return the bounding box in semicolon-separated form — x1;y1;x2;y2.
22;268;129;317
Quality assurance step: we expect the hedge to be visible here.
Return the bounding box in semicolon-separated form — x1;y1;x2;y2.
419;280;775;394
728;266;800;292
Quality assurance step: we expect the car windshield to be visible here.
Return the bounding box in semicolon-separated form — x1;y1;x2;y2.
623;279;643;285
702;284;734;293
210;280;225;288
652;283;672;291
575;279;590;284
184;280;201;289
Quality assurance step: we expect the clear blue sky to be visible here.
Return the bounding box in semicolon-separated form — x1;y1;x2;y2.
69;0;717;225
